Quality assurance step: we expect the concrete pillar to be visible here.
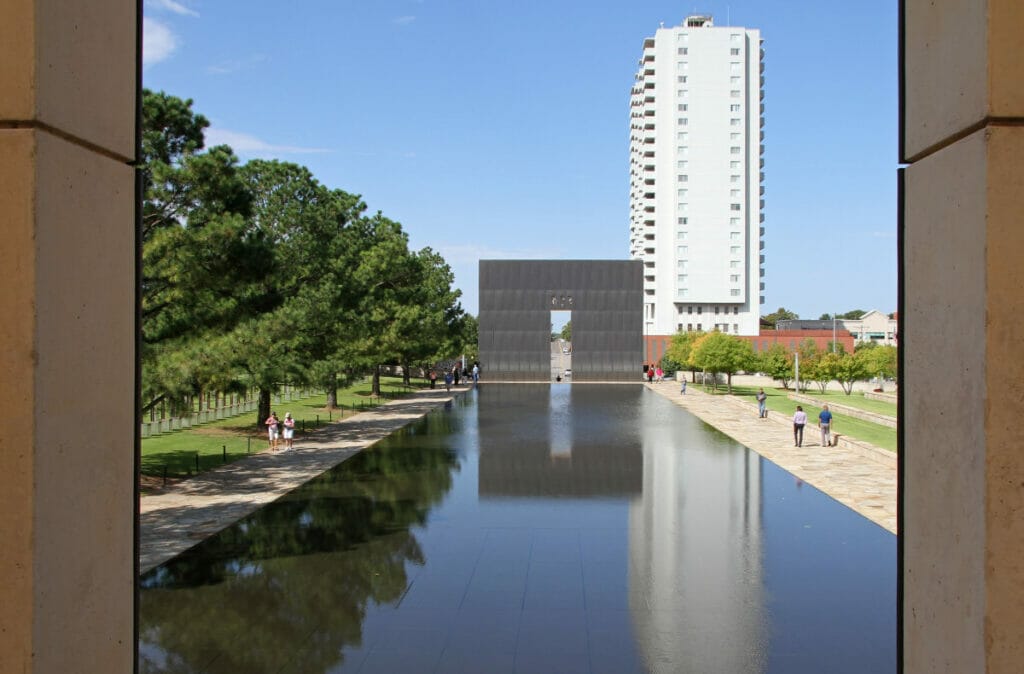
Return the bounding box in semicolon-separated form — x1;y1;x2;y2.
0;1;136;671
902;1;1024;671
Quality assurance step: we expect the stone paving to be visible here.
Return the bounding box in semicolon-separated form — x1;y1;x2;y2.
646;381;898;534
139;386;469;573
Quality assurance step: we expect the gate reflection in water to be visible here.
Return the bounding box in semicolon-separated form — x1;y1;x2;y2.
139;385;895;673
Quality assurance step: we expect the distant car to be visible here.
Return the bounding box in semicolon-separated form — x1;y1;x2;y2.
563;369;572;377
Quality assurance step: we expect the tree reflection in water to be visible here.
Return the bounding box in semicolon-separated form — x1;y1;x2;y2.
139;413;461;674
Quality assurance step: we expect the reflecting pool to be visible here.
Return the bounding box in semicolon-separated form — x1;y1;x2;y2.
139;385;895;673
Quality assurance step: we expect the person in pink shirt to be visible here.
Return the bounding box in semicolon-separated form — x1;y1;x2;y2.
792;406;807;447
265;411;280;451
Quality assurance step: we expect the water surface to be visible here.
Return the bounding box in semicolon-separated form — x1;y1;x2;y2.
140;384;895;673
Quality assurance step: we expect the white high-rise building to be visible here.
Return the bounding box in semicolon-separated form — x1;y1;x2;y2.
629;15;764;339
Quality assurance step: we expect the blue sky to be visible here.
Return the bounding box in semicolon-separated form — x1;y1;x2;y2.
143;0;898;321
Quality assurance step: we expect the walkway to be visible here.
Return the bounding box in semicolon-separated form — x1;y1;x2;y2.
139;386;468;573
646;381;898;534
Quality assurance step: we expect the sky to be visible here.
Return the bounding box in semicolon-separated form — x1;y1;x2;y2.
142;0;899;322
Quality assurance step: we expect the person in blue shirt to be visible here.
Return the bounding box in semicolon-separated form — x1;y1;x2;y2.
819;404;833;447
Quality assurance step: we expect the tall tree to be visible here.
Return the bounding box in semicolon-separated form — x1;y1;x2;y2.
665;330;703;382
690;332;753;393
760;307;799;329
757;343;794;389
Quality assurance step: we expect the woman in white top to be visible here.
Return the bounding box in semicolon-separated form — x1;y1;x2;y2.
282;412;295;451
792;406;807;447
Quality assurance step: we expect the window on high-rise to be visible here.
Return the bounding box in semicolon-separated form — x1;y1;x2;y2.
731;33;742;42
730;217;740;225
678;118;688;125
730;132;740;140
731;76;741;84
678;104;688;112
677;160;688;169
730;204;741;211
730;189;740;198
730;232;741;240
730;289;741;296
730;90;741;97
730;147;741;154
730;260;740;268
677;216;688;224
677;76;688;83
730;48;740;55
730;62;741;72
730;161;740;169
678;174;688;182
678;47;688;55
731;118;741;126
734;307;739;314
731;175;740;183
730;246;741;253
730;104;740;112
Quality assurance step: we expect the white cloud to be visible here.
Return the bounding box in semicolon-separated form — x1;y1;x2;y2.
147;0;199;17
205;127;331;156
393;15;416;25
143;18;177;66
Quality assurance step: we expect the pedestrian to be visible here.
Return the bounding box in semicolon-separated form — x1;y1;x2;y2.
282;412;295;451
756;388;767;419
647;366;654;383
265;411;280;451
680;378;687;395
452;366;461;386
444;371;453;391
472;363;480;383
655;366;664;382
819;404;833;447
793;405;807;447
429;370;437;389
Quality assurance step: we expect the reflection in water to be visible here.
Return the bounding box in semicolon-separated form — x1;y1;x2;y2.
139;411;463;674
139;386;894;673
631;392;767;672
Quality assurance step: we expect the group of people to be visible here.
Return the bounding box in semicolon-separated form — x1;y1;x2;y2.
429;363;481;391
645;365;664;383
791;403;832;448
264;411;296;452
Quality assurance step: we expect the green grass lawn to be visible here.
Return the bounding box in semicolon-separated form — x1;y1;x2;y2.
141;377;429;479
783;389;896;417
715;384;898;453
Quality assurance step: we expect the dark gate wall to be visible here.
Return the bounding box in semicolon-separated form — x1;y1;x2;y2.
478;260;643;382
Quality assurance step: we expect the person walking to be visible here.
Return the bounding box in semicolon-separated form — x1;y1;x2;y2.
680;378;687;395
472;363;480;383
647;367;654;384
452;366;461;386
792;405;807;447
655;366;664;383
429;370;437;389
444;371;453;391
265;411;280;452
756;388;768;419
819;404;833;447
282;412;295;451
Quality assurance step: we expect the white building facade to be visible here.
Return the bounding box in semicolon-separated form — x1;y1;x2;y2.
629;15;764;337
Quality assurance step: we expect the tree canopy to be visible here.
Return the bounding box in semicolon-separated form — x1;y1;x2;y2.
140;89;469;422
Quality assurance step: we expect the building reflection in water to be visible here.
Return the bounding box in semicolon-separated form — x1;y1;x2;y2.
476;384;766;671
630;388;767;672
